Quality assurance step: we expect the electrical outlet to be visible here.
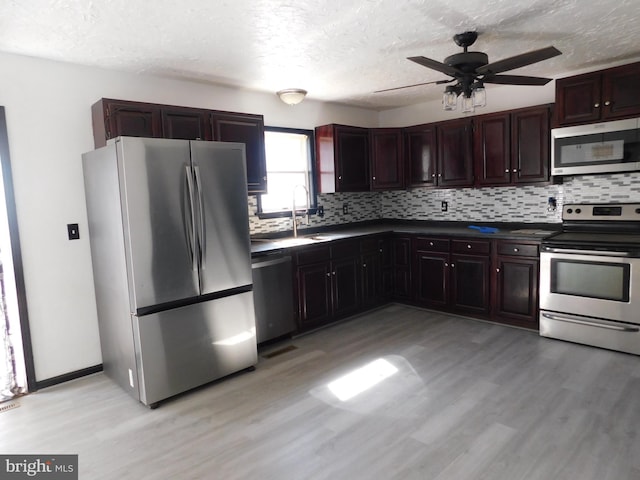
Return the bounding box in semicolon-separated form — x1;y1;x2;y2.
317;205;324;217
67;223;80;240
343;203;349;215
441;201;448;212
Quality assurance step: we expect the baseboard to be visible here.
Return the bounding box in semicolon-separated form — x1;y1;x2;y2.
34;364;103;391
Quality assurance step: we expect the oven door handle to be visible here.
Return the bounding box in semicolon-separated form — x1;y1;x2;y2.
542;247;634;257
542;312;640;332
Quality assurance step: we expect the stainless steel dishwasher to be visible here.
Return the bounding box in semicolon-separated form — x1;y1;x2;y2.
251;252;295;344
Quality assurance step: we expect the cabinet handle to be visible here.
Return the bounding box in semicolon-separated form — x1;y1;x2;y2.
438;174;442;177
467;244;472;249
594;103;600;108
429;241;434;246
338;175;342;180
326;272;331;277
451;263;455;268
332;271;336;276
379;248;383;253
372;176;376;180
432;174;436;178
504;169;510;173
514;248;519;252
445;262;449;267
512;169;517;173
496;268;500;273
363;263;367;268
604;100;611;106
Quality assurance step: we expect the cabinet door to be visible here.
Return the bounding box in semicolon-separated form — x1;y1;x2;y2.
437;119;474;187
335;126;370;191
297;263;332;330
413;251;449;308
555;73;602;126
602;62;640;120
211;113;267;194
331;257;360;318
450;254;490;314
100;99;162;144
161;107;211;141
393;236;412;300
370;128;403;190
511;106;550;184
494;257;539;328
405;125;437;187
361;251;381;308
474;113;511;186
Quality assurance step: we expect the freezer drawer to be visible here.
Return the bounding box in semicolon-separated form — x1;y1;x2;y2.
132;291;257;406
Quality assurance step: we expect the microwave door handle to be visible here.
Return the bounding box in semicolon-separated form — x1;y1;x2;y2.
542;312;640;332
543;247;633;257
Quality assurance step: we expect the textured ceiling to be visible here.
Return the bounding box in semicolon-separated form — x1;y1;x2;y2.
2;0;640;110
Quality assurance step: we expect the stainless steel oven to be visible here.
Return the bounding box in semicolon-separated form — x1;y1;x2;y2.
539;203;640;355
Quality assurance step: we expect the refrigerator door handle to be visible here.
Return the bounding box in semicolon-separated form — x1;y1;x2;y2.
193;165;206;270
184;165;198;271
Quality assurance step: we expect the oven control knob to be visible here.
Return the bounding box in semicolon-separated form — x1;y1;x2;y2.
567;208;573;214
576;208;582;214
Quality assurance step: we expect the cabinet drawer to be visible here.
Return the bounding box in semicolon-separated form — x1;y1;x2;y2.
451;239;491;255
414;237;449;252
296;245;330;265
497;241;539;257
331;240;360;259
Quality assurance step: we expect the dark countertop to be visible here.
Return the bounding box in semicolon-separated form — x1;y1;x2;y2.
251;220;561;255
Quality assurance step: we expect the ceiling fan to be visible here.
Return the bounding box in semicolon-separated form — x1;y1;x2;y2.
377;31;561;111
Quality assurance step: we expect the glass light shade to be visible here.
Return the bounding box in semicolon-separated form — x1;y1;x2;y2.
461;95;475;113
277;89;307;105
472;86;486;107
442;89;457;111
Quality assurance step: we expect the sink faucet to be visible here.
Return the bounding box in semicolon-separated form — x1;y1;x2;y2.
292;184;310;237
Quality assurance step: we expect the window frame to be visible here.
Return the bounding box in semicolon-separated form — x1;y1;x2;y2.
256;126;318;219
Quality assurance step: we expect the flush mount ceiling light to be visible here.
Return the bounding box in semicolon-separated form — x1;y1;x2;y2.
276;88;308;105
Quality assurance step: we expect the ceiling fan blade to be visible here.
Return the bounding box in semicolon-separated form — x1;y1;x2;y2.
482;74;553;86
476;46;561;75
374;78;453;93
408;56;461;77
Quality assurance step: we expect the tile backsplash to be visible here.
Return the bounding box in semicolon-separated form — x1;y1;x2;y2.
248;171;640;235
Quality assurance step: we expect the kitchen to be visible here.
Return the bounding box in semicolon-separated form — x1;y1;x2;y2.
1;1;640;478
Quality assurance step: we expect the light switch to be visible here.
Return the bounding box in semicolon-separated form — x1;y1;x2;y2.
67;223;80;240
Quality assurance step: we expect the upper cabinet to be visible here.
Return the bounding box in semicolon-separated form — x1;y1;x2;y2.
370;128;404;190
475;105;550;186
437;118;474;187
555;61;640;127
91;98;267;193
315;124;370;193
404;124;437;188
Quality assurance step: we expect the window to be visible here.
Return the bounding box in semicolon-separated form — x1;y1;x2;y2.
257;127;316;217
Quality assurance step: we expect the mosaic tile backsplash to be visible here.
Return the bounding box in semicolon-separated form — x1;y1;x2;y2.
248;171;640;235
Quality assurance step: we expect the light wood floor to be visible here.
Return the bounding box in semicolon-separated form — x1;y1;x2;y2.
2;305;640;479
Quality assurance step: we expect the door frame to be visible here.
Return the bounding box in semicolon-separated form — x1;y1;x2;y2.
0;106;36;391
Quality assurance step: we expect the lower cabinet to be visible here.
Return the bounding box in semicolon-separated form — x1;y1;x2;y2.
492;240;540;329
291;233;541;334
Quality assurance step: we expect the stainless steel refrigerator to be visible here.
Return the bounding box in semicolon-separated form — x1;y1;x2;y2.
83;137;257;407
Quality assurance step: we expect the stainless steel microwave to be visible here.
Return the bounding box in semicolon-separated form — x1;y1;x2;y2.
551;117;640;176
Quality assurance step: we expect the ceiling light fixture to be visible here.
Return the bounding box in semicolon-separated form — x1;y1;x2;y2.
276;88;307;105
441;80;486;114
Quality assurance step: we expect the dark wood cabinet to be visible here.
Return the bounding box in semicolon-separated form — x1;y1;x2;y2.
315;124;370;193
92;99;162;146
450;254;491;315
296;261;332;330
370;128;403;190
511;106;550;184
474;112;511;186
404;124;437;188
331;256;361;318
392;236;412;300
360;236;386;308
555;62;640;126
475;106;550;186
91;98;267;193
437;119;474;187
161;107;211;141
492;240;540;329
412;237;449;308
211;112;267;193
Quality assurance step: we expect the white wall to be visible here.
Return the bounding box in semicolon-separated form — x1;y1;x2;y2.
0;51;379;382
